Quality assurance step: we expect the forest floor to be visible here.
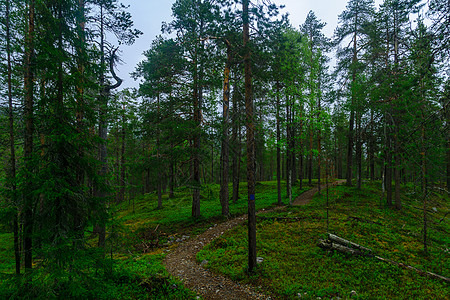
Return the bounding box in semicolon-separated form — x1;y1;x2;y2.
163;181;343;300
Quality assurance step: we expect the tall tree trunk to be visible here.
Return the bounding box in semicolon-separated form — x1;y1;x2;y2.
308;123;313;185
73;0;86;247
317;85;322;193
97;5;107;248
286;94;291;198
421;125;428;253
169;161;175;198
192;55;201;218
232;85;241;203
24;0;35;271
385;117;393;207
157;94;162;209
298;107;304;189
243;0;256;273
96;7;122;246
6;0;20;274
394;126;401;210
291;104;296;183
446;85;450;189
220;42;231;216
119;106;126;203
447;135;450;191
356;110;362;189
347;16;358;187
369;110;375;180
276;82;282;205
55;2;65;240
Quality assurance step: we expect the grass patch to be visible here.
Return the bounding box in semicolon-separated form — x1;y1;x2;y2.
0;180;308;298
0;251;196;299
197;181;450;299
114;180;310;250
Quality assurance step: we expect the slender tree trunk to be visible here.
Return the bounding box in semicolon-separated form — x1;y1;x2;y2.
337;131;343;179
369;110;375;181
347;19;358;187
24;0;35;271
385;117;393;207
308;124;313;185
276;82;282;205
299;110;304;189
291;104;296;182
232;85;241;203
286;94;291;198
169;161;175;198
317;87;322;193
447;137;450;191
119;106;126;203
55;2;65;240
73;0;86;247
96;6;122;246
192;55;201;218
157;94;163;209
421;125;428;253
97;5;107;248
6;0;20;274
220;42;231;216
394;125;401;210
243;0;256;273
356;111;362;189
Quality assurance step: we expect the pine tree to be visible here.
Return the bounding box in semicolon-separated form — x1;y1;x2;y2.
334;0;375;187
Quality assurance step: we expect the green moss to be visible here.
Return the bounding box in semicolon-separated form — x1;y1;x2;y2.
197;181;450;299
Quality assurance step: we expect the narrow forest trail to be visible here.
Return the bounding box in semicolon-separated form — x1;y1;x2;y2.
163;180;344;300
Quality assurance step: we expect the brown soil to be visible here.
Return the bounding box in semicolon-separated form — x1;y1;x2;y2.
163;181;344;299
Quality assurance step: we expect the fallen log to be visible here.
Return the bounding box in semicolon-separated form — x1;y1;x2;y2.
374;255;450;283
317;234;450;284
328;233;373;254
318;239;368;256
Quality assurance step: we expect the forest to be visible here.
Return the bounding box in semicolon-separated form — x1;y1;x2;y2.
0;0;449;299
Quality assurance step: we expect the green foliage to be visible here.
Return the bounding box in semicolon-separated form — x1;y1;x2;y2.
0;252;195;299
116;180;310;240
197;182;450;299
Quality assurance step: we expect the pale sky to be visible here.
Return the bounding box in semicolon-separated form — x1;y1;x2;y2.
118;0;383;90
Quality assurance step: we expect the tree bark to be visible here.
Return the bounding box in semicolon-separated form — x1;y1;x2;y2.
356;110;362;189
24;0;35;271
286;94;292;198
120;108;126;203
220;42;232;216
308;123;313;185
385;117;393;207
6;0;20;274
192;53;201;218
369;110;375;181
276;82;282;205
243;0;256;273
232;84;241;203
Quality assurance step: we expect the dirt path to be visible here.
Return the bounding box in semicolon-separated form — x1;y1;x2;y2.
293;180;345;206
163;181;344;300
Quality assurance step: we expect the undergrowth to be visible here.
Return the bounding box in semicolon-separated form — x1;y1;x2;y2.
0;180;306;299
197;181;450;299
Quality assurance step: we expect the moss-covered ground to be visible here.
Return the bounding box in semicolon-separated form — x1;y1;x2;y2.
0;180;307;299
197;181;450;299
